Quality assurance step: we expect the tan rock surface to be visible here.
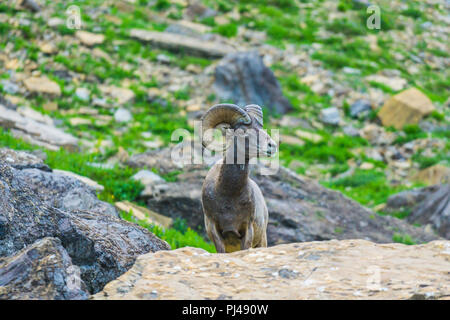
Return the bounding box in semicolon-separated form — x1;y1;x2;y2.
378;88;435;129
23;76;61;96
93;240;450;300
412;164;450;185
130;29;235;58
75;31;105;46
115;201;173;229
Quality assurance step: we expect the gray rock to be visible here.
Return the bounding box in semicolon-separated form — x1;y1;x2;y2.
75;87;90;101
132;170;165;186
0;158;170;295
21;168;116;216
213;51;293;115
0;147;51;171
165;23;201;38
128;144;439;245
320;107;340;125
385;184;449;239
20;0;41;12
0;102;79;151
0;80;20;95
114;107;132;123
350;99;372;118
0;237;89;300
343;125;360;137
409;184;449;239
156;54;172;64
184;2;217;20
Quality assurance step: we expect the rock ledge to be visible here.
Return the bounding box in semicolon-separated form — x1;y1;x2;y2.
93;239;450;300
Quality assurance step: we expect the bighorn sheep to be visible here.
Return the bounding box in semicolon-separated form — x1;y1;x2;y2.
201;104;278;253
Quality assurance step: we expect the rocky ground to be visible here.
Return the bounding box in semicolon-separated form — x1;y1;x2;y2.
0;0;449;300
93;239;450;300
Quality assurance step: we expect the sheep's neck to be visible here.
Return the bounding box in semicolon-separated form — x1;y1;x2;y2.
217;149;250;195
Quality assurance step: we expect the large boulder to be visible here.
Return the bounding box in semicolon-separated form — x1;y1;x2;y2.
0;148;115;217
130;29;235;58
408;185;449;239
377;88;435;130
0;101;78;151
127;144;439;245
23;76;61;96
412;164;450;185
93;239;450;300
385;184;450;239
0;237;89;300
213;51;293;114
0;149;170;295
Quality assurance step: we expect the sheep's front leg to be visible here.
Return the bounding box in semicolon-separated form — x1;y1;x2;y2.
241;224;254;250
205;216;226;253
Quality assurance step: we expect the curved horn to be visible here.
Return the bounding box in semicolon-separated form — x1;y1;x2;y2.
201;104;251;148
244;104;263;127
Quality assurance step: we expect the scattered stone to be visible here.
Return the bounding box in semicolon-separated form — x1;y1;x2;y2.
366;74;407;91
184;2;217;20
75;31;105;46
320;107;340;125
43;101;58;111
132;169;165;185
114;107;133;123
69;117;91;126
23;76;61;96
350;99;372;118
142;140;164;149
130;29;235;58
47;17;64;27
0;237;89;300
278;116;312;129
279;135;305;147
213;51;293;114
360;124;395;145
295;129;323;143
93;240;450;300
1;80;19;95
39;42;57;54
0;103;78;151
156;54;172;64
19;0;41;12
99;85;135;105
75;87;90;101
92;48;112;63
115;201;173;229
343;125;360;137
378;88;435;130
412;164;450;185
360;162;375;170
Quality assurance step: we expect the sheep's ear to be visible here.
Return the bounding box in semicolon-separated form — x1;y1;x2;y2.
244;104;263;127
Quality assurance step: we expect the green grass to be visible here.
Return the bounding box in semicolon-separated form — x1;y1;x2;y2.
392;233;416;245
321;169;420;208
120;211;216;252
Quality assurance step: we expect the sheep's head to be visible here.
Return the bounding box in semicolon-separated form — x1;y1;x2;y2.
201;104;277;161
